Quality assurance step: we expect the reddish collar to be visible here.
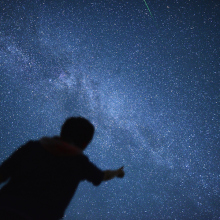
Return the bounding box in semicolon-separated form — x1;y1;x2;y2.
40;137;82;156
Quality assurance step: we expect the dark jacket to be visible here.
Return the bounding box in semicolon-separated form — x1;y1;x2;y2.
0;139;104;220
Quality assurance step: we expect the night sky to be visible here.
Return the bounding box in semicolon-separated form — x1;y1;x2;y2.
0;0;219;219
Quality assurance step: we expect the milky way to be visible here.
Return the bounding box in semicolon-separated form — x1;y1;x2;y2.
0;0;219;219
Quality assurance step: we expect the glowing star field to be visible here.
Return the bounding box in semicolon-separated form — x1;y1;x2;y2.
0;0;219;219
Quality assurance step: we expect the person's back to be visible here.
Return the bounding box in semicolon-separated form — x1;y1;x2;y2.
0;117;125;219
0;140;105;219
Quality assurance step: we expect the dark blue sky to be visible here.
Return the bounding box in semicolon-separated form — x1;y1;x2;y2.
0;0;219;219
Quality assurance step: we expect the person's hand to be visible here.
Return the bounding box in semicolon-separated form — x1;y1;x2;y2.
116;166;125;178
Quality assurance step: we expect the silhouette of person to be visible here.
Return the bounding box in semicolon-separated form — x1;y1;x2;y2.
0;117;125;220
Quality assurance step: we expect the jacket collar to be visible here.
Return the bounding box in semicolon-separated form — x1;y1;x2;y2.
40;136;82;156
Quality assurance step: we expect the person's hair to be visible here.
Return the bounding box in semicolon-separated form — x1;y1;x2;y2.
60;117;95;149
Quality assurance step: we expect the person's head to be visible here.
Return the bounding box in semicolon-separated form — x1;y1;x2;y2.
60;117;95;150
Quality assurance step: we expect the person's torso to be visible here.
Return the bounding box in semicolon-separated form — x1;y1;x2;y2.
0;141;89;219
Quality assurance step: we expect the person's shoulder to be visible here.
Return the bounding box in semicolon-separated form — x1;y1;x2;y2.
76;153;89;161
22;140;41;147
17;140;41;153
72;153;90;165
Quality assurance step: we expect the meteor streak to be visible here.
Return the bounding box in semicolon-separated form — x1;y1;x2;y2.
143;0;154;20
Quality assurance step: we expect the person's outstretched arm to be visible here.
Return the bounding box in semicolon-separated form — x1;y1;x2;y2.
103;166;125;181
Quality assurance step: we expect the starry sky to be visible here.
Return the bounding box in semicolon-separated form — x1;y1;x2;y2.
0;0;219;219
